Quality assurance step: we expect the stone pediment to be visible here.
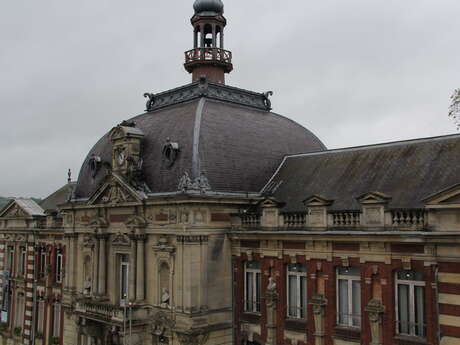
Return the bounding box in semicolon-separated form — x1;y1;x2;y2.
125;215;147;230
88;217;108;230
0;199;44;219
109;124;144;142
303;194;334;207
87;174;145;206
258;197;284;208
423;183;460;207
356;192;392;205
111;232;131;247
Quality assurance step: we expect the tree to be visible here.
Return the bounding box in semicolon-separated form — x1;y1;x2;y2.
449;89;460;129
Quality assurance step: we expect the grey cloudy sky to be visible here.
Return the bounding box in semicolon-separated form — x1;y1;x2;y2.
1;0;459;198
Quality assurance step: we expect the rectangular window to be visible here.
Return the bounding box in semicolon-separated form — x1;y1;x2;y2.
287;263;307;319
56;252;63;283
19;247;26;277
37;299;45;334
119;254;129;305
14;295;24;329
244;261;261;313
6;247;14;275
396;270;425;337
39;250;47;279
53;303;61;337
337;267;361;328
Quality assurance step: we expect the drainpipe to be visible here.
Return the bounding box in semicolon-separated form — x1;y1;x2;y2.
31;231;38;345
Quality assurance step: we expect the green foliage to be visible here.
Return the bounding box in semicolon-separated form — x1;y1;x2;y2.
449;89;460;129
13;327;21;336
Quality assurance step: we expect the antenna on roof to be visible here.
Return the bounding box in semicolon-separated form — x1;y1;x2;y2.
68;169;72;184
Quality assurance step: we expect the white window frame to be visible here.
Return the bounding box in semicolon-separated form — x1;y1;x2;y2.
395;271;426;338
244;261;261;313
286;264;307;319
37;299;45;334
6;247;14;274
119;254;129;305
56;253;63;283
19;247;26;277
336;267;361;328
53;303;61;337
40;251;47;279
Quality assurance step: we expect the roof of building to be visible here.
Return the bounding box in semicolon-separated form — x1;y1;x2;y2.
0;199;45;217
74;83;325;199
40;182;76;213
265;134;460;212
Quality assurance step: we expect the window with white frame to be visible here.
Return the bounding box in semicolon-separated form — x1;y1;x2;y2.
39;250;47;279
396;270;425;338
14;294;24;329
119;254;129;305
37;299;45;334
6;246;14;274
244;261;261;313
18;247;26;277
53;303;61;337
287;263;307;319
56;252;63;283
337;267;361;328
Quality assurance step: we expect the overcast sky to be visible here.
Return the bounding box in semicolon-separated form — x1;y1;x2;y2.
1;0;459;198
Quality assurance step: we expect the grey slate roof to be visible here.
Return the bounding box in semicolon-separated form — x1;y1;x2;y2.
74;87;325;199
40;182;76;212
266;134;460;212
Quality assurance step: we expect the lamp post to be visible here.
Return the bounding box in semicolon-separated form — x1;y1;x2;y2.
129;302;133;345
123;294;127;345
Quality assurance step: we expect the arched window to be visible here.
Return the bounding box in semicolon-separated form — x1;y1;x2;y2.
396;270;425;337
287;263;307;319
337;267;361;328
244;261;261;313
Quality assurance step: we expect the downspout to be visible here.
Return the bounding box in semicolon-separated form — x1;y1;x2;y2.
435;266;441;344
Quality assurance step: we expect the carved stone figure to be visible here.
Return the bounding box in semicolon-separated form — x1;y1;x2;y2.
88;154;102;178
151;311;175;337
178;172;212;193
84;277;92;296
262;91;274;110
160;288;170;308
144;93;156;111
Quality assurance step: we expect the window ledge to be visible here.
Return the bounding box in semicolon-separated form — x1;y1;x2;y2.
284;319;307;332
334;326;361;341
241;312;261;323
394;335;428;345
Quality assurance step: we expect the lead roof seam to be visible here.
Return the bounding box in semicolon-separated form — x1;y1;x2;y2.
192;98;206;179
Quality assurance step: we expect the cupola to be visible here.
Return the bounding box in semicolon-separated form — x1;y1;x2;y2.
184;0;232;84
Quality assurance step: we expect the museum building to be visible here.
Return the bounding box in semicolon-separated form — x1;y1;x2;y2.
0;1;460;345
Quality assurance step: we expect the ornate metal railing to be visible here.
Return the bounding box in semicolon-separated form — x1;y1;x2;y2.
283;213;307;228
331;211;361;227
75;299;123;320
185;48;232;64
241;214;261;227
391;209;425;227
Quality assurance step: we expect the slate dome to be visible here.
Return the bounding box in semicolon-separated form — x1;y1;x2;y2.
193;0;224;15
74;84;326;199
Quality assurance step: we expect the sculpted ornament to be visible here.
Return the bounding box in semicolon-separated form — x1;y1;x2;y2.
266;277;278;307
111;233;131;247
151;311;175;336
101;183;131;204
178;172;211;193
176;329;209;345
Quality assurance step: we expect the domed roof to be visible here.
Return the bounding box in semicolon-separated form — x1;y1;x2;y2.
74;83;325;199
193;0;224;15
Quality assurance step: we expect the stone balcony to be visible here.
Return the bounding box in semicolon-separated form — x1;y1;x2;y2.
184;47;233;73
74;298;149;323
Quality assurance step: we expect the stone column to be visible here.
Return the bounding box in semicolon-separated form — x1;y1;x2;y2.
135;235;146;302
265;277;278;345
366;299;385;345
310;294;327;345
212;25;216;48
93;236;99;296
129;235;137;302
200;26;205;48
220;28;224;49
97;234;107;296
64;235;71;289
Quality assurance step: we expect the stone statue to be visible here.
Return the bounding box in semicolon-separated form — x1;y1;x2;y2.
160;288;170;308
267;277;276;292
144;93;156;111
84;277;92;296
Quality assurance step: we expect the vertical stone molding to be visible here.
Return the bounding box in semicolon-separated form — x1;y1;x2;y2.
365;299;385;345
310;294;327;345
129;234;137;302
96;234;108;296
135;234;146;302
265;277;278;345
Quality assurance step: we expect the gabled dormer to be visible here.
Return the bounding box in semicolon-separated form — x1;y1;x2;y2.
356;192;391;226
303;194;334;227
423;183;460;208
0;199;45;229
258;197;284;228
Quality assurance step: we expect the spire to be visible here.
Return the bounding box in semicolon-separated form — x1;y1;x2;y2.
184;0;233;84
